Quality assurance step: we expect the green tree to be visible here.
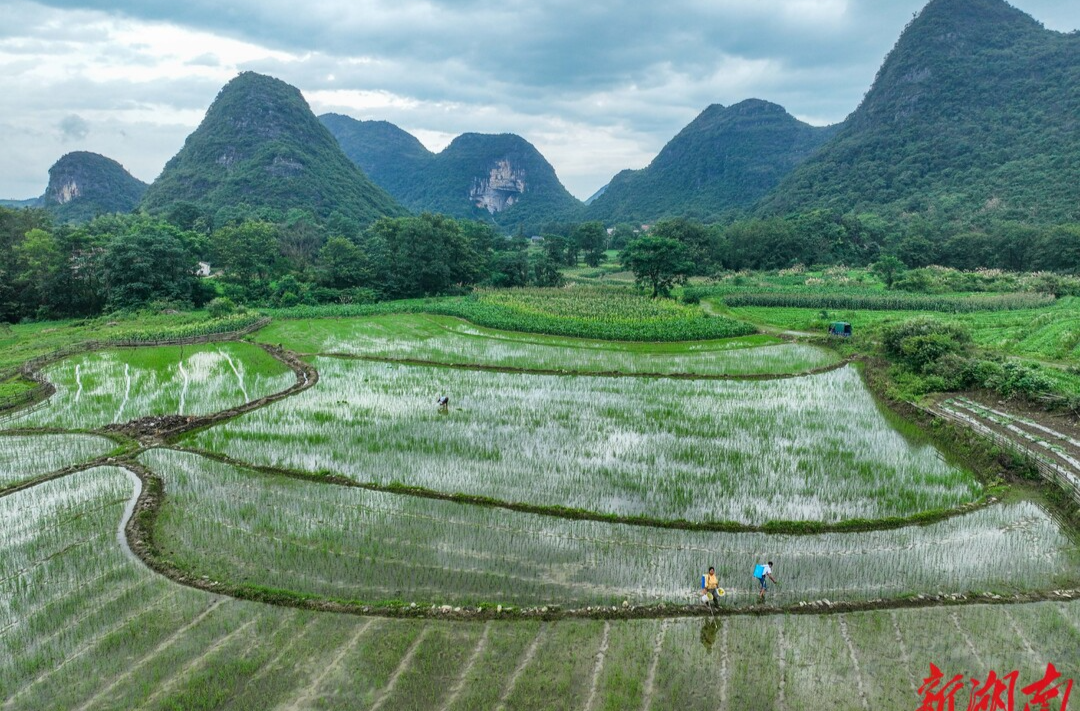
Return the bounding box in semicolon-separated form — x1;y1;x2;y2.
722;218;801;270
487;251;529;287
317;236;372;289
651;218;720;274
574;221;608;267
871;255;906;289
102;224;197;309
13;228;63;318
212;221;280;285
529;252;564;287
620;236;691;297
1035;224;1080;273
364;213;487;299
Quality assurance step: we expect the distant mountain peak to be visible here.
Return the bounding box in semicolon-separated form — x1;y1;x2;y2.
41;151;147;222
323;116;582;232
757;0;1079;223
141;72;405;224
585;99;839;223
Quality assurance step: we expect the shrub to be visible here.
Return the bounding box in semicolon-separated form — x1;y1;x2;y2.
882;318;972;368
206;297;236;318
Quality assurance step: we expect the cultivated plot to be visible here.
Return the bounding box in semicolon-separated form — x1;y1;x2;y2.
256;314;839;376
0;462;1076;711
142;449;1078;608
185;361;980;524
6;343;295;430
0;433;115;488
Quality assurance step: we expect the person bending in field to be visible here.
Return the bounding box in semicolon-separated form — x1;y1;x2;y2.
703;566;722;608
436;394;450;412
755;560;777;601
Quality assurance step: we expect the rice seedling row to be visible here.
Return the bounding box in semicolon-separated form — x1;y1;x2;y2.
140;449;1078;609
935;400;1080;501
5;343;295;431
185;360;978;525
0;433;115;488
256;313;837;376
0;465;1075;711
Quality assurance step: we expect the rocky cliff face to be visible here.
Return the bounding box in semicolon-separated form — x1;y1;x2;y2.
51;180;81;205
321;117;584;233
470;160;526;213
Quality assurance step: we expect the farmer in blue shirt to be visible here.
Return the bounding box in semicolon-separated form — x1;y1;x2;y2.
755;561;777;601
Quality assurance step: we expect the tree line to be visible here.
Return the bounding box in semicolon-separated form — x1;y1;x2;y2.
4;201;1080;322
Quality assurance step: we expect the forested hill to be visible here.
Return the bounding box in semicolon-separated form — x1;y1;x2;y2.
141;72;406;225
322;114;583;233
318;114;433;200
39;152;147;223
758;0;1080;223
586;100;840;224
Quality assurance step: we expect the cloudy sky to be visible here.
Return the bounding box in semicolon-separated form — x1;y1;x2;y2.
1;0;1076;201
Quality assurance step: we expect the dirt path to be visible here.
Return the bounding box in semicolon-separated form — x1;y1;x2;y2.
889;611;918;694
701;298;817;339
839;615;871;711
949;610;986;672
718;618;731;711
139;617;258;709
2;589;181;711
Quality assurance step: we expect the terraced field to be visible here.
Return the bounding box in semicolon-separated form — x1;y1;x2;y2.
1;466;1077;711
5;342;294;430
255;313;840;376
1;312;1077;710
183;360;980;524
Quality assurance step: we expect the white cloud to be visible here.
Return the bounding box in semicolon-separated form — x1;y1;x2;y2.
0;0;1076;200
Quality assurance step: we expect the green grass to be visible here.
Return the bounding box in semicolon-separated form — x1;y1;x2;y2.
142;449;1077;607
0;311;266;377
269;287;757;342
720;296;1080;361
0;377;37;402
724;292;1055;313
7;342;294;430
184;360;980;525
253;313;837;376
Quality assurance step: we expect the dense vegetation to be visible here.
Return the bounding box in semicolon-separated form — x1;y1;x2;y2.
270;288;755;342
587;100;839;224
140;72;406;226
759;0;1080;224
322;115;584;234
41;152;147;223
881;317;1064;404
724;291;1055;313
0;204;572;321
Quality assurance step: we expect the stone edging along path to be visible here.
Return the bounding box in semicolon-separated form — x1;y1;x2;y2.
114;456;1080;622
2;334;1078;621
